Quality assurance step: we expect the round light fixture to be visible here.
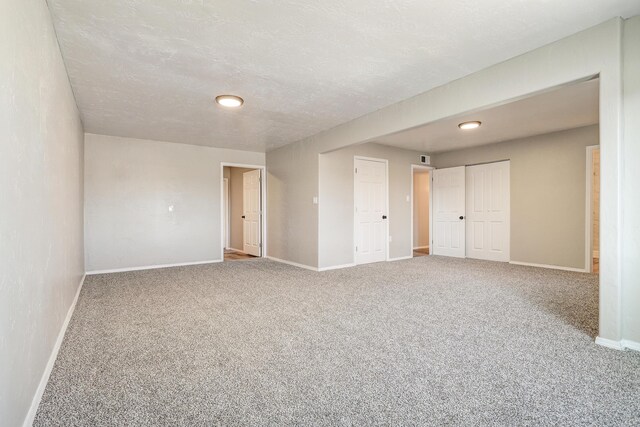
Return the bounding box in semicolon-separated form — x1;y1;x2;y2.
458;121;481;130
215;95;244;108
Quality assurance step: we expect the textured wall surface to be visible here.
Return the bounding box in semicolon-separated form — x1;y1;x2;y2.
46;0;639;152
0;1;85;425
434;126;598;270
84;134;264;272
318;143;423;269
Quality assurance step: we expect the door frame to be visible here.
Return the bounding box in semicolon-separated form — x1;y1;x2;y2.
220;163;267;258
410;164;434;257
585;145;600;273
353;156;389;265
223;177;230;249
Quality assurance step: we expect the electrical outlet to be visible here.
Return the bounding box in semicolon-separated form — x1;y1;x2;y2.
389;235;393;242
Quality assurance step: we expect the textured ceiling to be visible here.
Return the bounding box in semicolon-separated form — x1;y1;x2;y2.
48;1;639;152
375;79;599;153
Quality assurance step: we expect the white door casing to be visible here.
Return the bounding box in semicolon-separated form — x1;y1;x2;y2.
432;166;466;258
243;169;261;256
223;178;230;249
354;158;388;265
465;161;510;262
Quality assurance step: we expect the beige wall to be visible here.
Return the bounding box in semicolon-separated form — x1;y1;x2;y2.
85;134;265;271
413;171;430;248
226;167;254;250
318;143;423;269
433;125;598;270
0;0;85;425
267;144;318;267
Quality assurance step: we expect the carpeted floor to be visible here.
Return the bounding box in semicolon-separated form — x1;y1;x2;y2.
34;257;640;426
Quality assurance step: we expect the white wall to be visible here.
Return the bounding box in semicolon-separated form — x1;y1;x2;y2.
0;1;85;425
267;18;629;343
622;16;640;345
318;143;423;269
84;134;264;272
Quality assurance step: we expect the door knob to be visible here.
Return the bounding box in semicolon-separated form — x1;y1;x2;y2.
382;215;387;219
459;216;464;220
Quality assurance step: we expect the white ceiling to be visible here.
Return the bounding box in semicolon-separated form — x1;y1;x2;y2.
48;1;638;152
374;78;599;153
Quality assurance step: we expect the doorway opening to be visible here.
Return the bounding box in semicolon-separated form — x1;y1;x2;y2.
412;166;432;257
221;164;265;262
587;146;600;274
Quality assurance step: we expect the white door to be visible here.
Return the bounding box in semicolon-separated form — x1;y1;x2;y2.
466;161;510;262
432;166;466;258
243;169;261;256
354;158;387;265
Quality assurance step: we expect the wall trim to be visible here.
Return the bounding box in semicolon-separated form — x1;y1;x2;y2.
509;261;587;273
388;255;413;262
622;340;640;352
86;259;223;275
226;247;245;254
266;256;318;271
23;273;86;427
413;246;429;250
318;263;356;272
595;337;640;352
595;336;625;350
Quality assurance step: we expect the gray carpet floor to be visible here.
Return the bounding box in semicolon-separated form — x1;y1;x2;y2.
34;257;640;426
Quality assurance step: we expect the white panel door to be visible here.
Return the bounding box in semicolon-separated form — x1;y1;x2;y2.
432;166;466;258
466;161;510;262
243;169;261;257
354;158;387;265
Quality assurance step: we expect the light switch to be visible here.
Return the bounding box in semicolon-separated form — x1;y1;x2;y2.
406;195;410;202
313;196;318;205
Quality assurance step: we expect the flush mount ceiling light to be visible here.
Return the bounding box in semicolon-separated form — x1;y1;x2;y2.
458;121;482;130
215;95;244;108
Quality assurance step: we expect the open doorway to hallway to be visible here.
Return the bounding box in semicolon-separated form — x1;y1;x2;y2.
412;166;431;258
222;165;264;262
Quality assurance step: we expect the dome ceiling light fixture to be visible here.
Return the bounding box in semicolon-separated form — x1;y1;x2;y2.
458;121;482;130
215;95;244;108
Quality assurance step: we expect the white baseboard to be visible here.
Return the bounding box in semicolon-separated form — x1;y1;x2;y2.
622;339;640;352
595;336;625;350
596;337;640;352
509;261;587;273
266;256;318;271
23;273;86;427
318;263;356;272
225;247;245;253
388;255;413;262
86;259;223;275
413;246;429;250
